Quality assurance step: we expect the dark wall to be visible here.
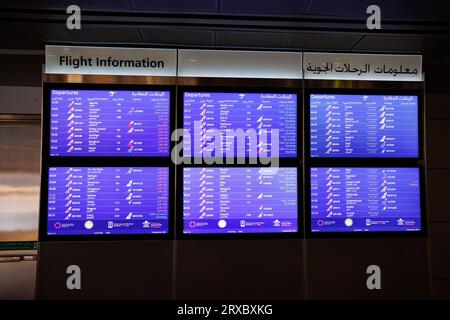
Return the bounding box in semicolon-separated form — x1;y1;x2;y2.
424;59;450;299
0;54;43;87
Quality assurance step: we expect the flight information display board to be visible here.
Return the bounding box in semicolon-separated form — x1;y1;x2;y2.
310;167;422;233
47;167;169;235
310;94;419;158
49;89;170;156
183;92;297;158
183;167;298;234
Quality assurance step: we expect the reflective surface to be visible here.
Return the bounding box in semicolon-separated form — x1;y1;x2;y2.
0;120;40;242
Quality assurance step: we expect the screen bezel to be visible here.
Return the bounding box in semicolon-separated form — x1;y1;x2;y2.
304;164;427;238
40;164;175;241
176;164;303;240
304;87;426;238
176;85;303;239
304;89;424;162
40;83;176;241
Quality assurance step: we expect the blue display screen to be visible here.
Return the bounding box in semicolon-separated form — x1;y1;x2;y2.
47;167;169;235
183;167;298;234
310;167;422;233
310;94;419;158
50;89;171;156
183;92;297;158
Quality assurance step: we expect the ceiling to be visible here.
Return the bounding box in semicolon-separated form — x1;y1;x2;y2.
0;0;449;19
0;0;449;62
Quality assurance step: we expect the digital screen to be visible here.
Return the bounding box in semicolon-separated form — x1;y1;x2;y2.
310;167;422;233
183;92;297;158
47;167;169;235
183;167;298;234
50;89;170;156
310;94;419;158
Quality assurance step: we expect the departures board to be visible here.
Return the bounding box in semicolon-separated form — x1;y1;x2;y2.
306;89;424;236
309;167;422;233
49;89;171;157
40;83;425;239
182;167;298;235
309;94;419;158
40;84;174;240
182;91;298;159
47;167;169;236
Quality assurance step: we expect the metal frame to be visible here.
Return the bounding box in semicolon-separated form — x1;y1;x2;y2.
39;79;177;241
38;73;428;241
175;78;303;239
0;116;40;248
303;79;427;238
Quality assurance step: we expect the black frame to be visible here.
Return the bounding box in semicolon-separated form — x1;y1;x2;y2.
303;86;427;238
304;164;428;238
304;88;425;163
42;82;176;160
176;85;303;239
38;80;428;240
39;82;176;241
176;163;303;240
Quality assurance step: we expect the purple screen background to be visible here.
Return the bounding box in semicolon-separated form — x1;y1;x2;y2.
183;92;297;158
310;94;419;158
183;167;298;234
50;89;170;156
310;167;422;233
47;167;169;235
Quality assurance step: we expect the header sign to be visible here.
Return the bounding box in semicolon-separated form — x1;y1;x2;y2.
303;52;422;81
45;45;177;76
45;46;423;82
178;49;303;79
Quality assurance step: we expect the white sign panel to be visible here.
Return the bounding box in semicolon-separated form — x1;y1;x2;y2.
304;52;422;81
45;45;177;76
178;49;302;79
